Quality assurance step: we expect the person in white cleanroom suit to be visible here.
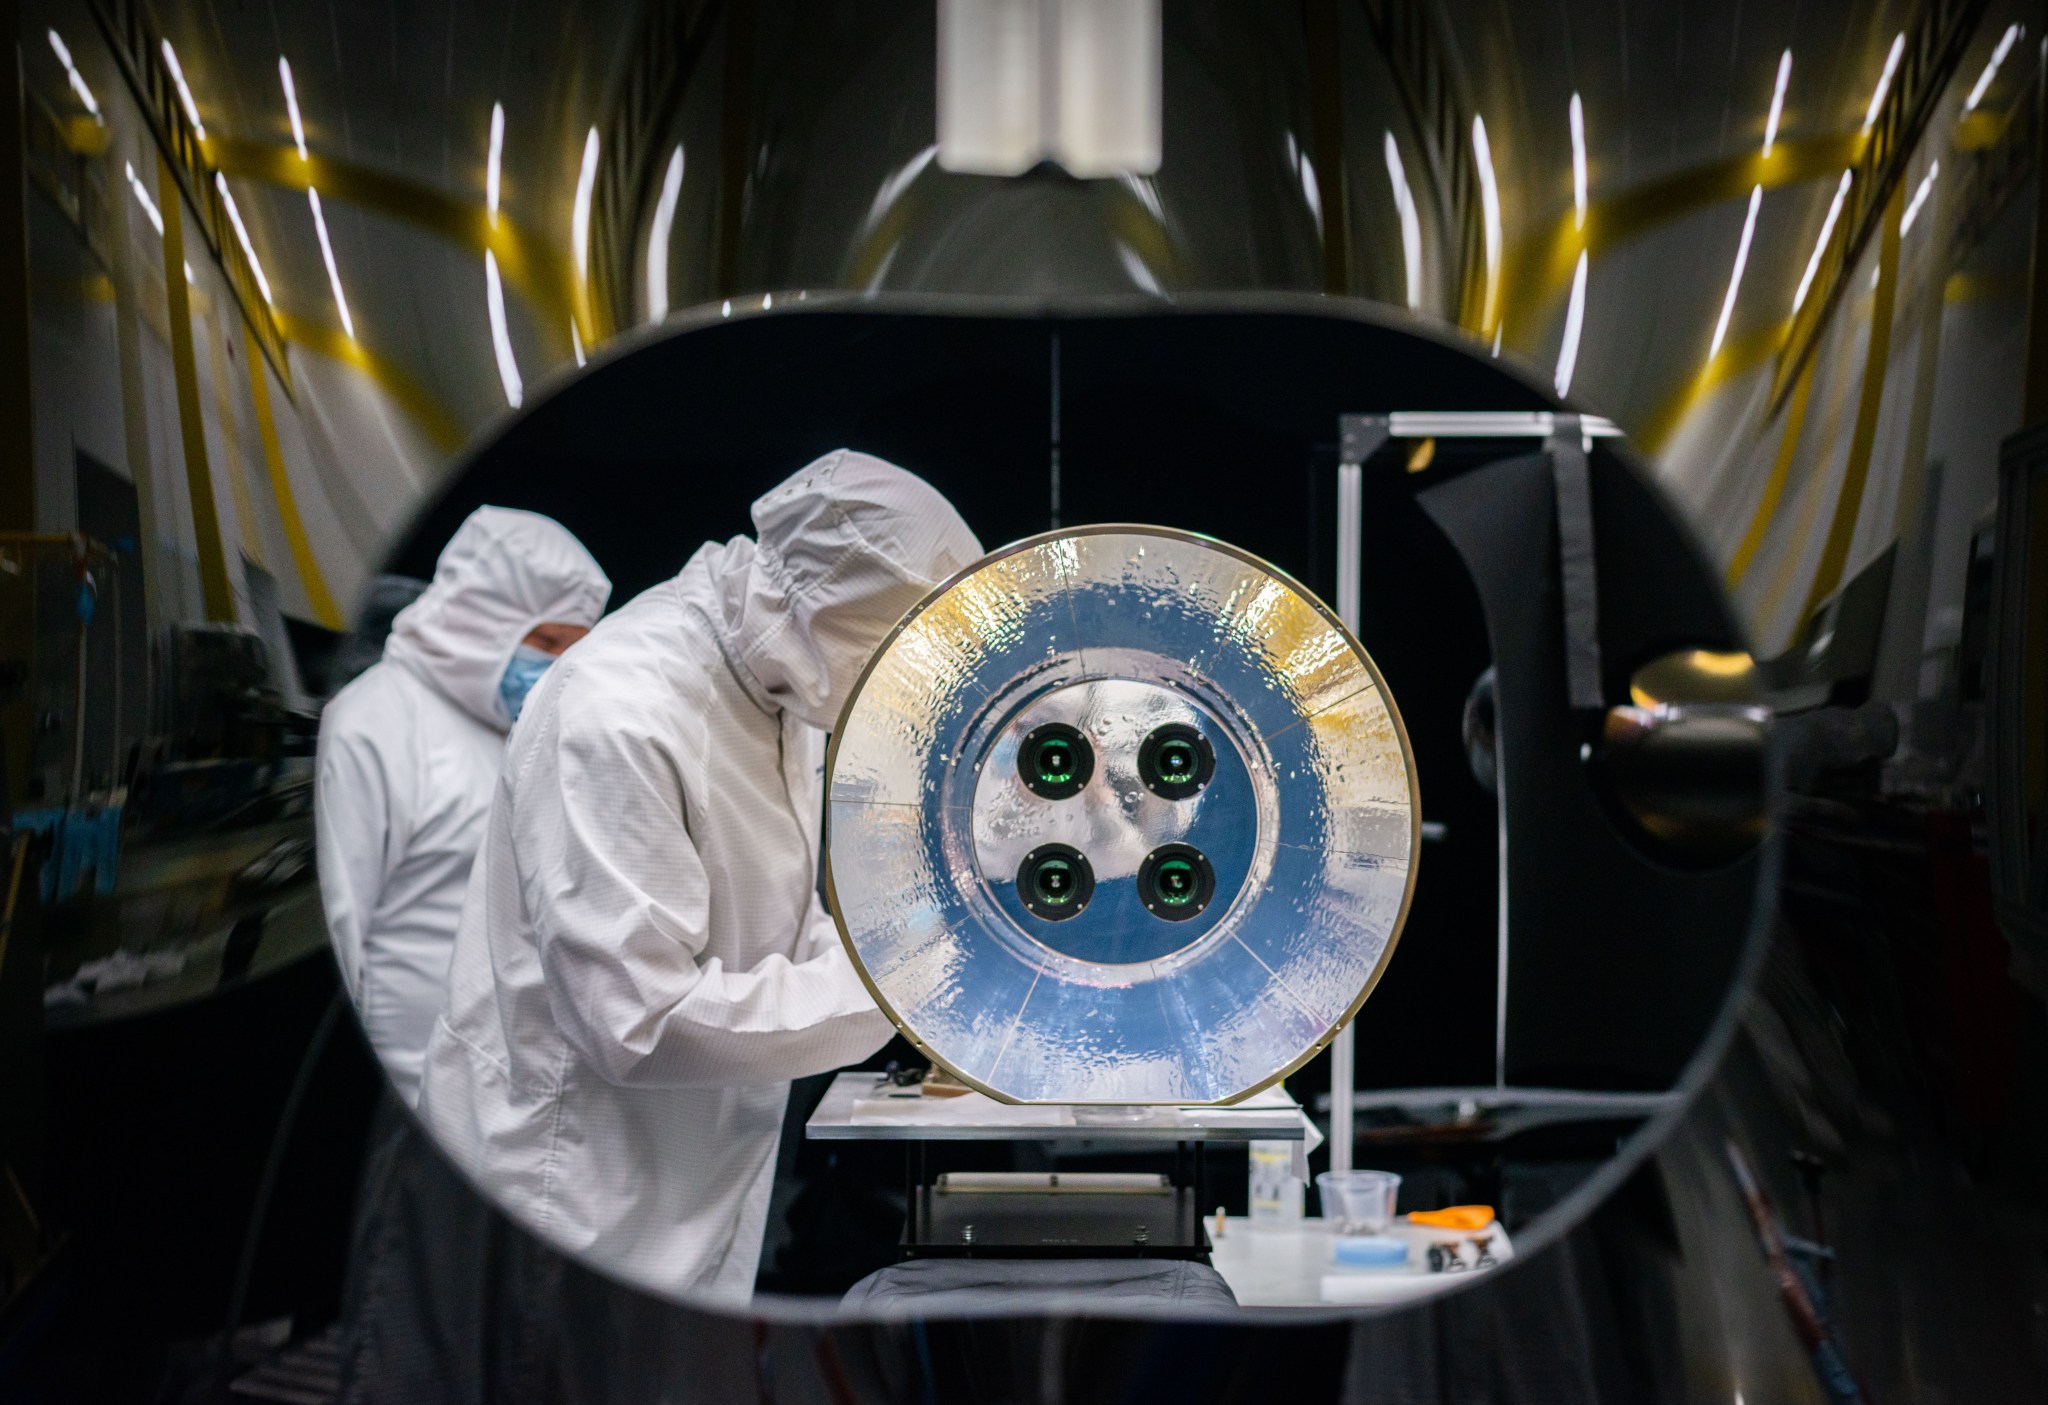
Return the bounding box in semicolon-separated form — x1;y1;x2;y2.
316;506;610;1405
417;449;982;1302
317;506;612;1105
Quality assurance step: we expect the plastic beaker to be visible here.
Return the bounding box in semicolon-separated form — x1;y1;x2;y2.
1317;1169;1402;1233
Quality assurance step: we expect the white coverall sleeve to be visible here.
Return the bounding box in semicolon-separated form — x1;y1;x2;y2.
314;717;409;1002
522;704;893;1089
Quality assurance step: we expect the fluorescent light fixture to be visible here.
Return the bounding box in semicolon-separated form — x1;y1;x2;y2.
1863;33;1904;133
1050;0;1162;176
1568;93;1587;228
1710;184;1762;360
1763;50;1791;155
572;127;600;283
1556;251;1588;397
646;144;684;323
866;146;940;235
1298;149;1323;234
1900;159;1940;235
1964;24;2023;112
213;174;273;304
570;318;585;367
1792;170;1853;313
487;102;504;217
1116;170;1163;223
1383;132;1422;310
307;187;353;338
1386;410;1623;439
1472;115;1503;333
485;250;522;408
936;0;1161;177
48;30;101;121
1115;241;1163;294
161;39;205;142
279;57;307;159
124;162;164;235
936;0;1040;174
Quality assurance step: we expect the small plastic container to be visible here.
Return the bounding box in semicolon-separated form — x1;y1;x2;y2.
1317;1169;1402;1233
1333;1234;1408;1269
1248;1142;1304;1226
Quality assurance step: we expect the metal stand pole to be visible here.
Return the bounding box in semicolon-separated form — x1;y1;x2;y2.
1330;456;1365;1174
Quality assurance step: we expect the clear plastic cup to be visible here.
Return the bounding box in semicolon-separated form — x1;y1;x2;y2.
1317;1169;1402;1233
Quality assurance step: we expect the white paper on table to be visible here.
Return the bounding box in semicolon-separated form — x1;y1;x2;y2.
848;1085;1324;1177
848;1092;1075;1127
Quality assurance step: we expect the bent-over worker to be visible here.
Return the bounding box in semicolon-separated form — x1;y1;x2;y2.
417;449;982;1301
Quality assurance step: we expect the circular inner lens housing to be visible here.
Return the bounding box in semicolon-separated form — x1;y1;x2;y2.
1139;843;1215;921
1018;844;1094;921
1018;723;1093;800
1138;723;1217;800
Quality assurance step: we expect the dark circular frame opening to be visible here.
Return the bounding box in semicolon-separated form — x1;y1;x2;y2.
1138;843;1216;921
1017;842;1096;921
1137;722;1217;800
1017;723;1094;800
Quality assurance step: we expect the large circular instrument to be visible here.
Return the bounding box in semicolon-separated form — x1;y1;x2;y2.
825;527;1420;1104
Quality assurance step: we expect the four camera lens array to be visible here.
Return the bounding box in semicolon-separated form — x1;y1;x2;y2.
1014;721;1219;925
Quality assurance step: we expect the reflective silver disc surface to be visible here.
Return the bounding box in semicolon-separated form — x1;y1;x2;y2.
825;527;1419;1104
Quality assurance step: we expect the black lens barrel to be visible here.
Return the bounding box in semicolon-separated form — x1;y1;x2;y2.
1138;843;1215;921
1010;720;1219;927
1019;723;1093;799
1018;843;1094;921
1137;723;1216;800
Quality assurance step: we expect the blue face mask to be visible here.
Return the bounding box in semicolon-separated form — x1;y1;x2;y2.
498;644;556;723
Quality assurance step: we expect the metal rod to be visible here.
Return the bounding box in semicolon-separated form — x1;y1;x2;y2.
1385;410;1622;438
1330;460;1364;1175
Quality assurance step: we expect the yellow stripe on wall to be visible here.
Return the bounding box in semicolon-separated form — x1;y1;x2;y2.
1751;318;1864;632
209;138;577;340
1635;318;1786;458
158;154;235;624
203;303;263;570
1727;352;1819;586
274;312;466;457
1796;178;1905;626
1511;131;1865;320
243;320;341;628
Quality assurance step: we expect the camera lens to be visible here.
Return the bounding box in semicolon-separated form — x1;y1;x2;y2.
1138;723;1215;800
1019;723;1093;800
1139;844;1215;921
1018;844;1094;921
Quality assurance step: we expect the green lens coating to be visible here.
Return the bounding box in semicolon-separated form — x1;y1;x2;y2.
1034;741;1076;784
1138;843;1214;921
1034;858;1078;903
1137;723;1215;799
1018;723;1092;799
1018;843;1093;920
1154;858;1197;904
1156;741;1197;782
